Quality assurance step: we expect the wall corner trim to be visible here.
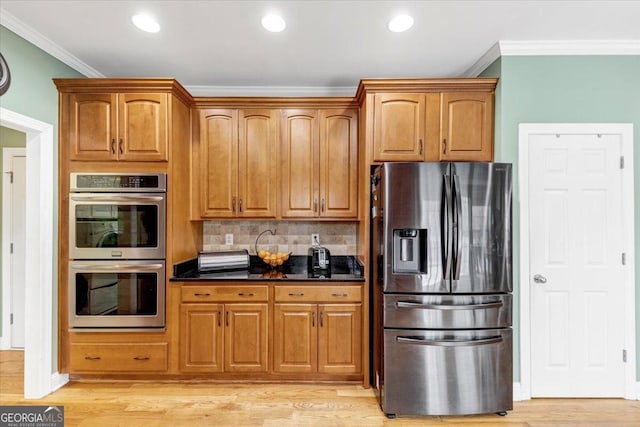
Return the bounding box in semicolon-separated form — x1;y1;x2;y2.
0;9;103;78
465;40;640;77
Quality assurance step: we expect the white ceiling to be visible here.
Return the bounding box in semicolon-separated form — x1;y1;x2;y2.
1;1;639;96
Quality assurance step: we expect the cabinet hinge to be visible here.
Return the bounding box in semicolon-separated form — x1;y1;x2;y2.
620;156;625;169
623;349;627;363
622;253;626;265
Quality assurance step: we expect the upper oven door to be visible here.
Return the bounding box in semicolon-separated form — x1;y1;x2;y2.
69;193;166;259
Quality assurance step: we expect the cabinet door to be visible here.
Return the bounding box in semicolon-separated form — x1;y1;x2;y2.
440;92;493;161
319;109;358;218
180;303;224;372
200;109;238;217
68;93;117;161
238;110;278;218
273;304;317;373
280;110;319;218
318;304;362;374
118;93;168;161
224;303;268;372
373;93;425;162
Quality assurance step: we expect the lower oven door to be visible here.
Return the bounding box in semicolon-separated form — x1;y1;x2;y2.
381;328;512;416
69;260;165;329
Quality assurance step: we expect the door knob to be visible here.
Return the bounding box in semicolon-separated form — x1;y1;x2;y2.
533;274;547;284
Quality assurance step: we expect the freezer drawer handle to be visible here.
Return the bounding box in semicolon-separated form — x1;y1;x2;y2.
396;301;503;310
396;336;503;347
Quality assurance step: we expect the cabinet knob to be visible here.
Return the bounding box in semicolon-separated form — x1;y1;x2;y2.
320;311;324;327
194;292;211;297
321;198;325;213
84;356;101;361
313;199;318;213
443;138;447;155
312;311;316;327
419;139;423;156
118;138;123;155
288;292;304;297
133;356;150;361
110;139;116;155
239;198;243;212
331;292;348;297
232;197;236;213
238;292;254;297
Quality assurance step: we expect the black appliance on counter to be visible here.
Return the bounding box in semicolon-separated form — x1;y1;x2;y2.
371;162;513;418
308;246;331;275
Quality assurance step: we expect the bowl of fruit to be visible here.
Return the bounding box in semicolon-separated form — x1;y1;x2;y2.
258;250;291;268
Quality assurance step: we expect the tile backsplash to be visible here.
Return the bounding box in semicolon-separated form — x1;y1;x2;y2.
202;221;357;256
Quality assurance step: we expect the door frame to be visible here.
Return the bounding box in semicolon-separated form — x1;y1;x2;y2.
0;107;68;398
1;147;26;349
518;123;636;400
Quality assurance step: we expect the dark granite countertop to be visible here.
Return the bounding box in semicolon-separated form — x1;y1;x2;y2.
170;255;365;282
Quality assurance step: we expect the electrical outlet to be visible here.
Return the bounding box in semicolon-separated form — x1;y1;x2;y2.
311;233;320;246
225;233;233;245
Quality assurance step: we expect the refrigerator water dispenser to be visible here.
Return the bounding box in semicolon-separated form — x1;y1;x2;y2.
393;229;427;273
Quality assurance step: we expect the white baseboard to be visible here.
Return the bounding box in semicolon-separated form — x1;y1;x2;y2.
513;382;527;401
50;372;69;393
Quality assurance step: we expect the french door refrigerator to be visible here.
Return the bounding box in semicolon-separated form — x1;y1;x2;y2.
371;162;512;418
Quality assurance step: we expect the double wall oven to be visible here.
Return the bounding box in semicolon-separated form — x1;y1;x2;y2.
68;173;166;329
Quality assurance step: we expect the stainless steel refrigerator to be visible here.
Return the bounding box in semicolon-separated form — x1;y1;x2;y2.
371;162;512;418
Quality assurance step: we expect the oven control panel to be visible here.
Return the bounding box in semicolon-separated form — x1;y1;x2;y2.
71;173;166;192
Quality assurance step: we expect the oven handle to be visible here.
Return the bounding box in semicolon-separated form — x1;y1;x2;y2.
70;195;164;202
396;300;503;310
70;263;164;271
396;336;503;347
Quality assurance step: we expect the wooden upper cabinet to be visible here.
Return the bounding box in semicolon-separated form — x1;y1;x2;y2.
69;93;117;161
319;109;358;218
200;109;238;218
199;109;277;218
440;92;493;162
281;108;358;219
69;92;168;162
237;110;278;217
118;93;168;161
373;93;425;162
280;110;319;218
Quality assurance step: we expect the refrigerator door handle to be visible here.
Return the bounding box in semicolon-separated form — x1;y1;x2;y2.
396;301;503;310
442;174;452;280
396;336;503;347
453;174;463;280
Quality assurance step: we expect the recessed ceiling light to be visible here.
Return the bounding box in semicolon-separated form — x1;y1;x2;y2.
262;14;286;32
132;14;160;33
388;14;414;32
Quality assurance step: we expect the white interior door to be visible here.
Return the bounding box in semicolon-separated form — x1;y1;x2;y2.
9;154;26;348
529;133;625;397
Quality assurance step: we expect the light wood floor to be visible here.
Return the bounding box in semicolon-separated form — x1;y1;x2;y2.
1;351;638;426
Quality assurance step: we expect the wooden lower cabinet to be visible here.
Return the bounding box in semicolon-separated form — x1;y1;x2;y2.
273;303;362;375
180;302;268;373
70;343;168;373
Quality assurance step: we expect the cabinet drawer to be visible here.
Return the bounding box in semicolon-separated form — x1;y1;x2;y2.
70;343;168;372
274;286;361;302
181;285;269;302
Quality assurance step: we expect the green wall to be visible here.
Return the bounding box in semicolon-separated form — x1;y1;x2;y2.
481;55;640;382
0;26;84;370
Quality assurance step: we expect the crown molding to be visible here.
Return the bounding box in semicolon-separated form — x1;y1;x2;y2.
185;85;357;97
0;8;103;78
465;39;640;77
